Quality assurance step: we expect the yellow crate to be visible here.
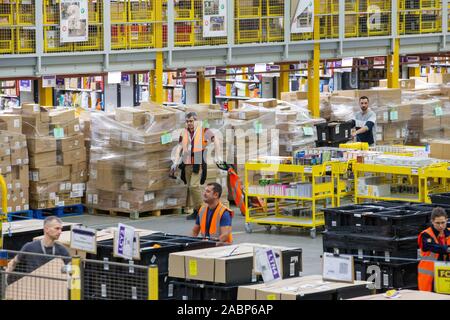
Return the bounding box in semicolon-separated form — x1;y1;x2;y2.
236;0;261;18
129;0;154;22
111;24;128;50
0;28;13;54
74;25;103;51
16;0;35;25
16;27;35;53
43;26;73;53
0;2;13;26
267;0;283;16
89;0;102;24
43;0;59;24
111;0;128;23
128;24;155;48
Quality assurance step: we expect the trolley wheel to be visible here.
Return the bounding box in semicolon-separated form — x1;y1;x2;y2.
264;225;272;232
276;225;282;232
245;223;253;234
310;228;317;239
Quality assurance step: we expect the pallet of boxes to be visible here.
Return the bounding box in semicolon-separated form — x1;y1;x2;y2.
21;105;87;217
85;105;187;219
0;112;30;217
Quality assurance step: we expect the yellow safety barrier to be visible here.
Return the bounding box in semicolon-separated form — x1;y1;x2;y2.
0;174;8;250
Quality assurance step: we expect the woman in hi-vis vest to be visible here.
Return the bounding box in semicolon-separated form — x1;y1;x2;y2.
417;207;450;292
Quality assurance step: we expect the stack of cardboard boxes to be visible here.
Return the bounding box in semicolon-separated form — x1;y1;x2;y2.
0;119;29;213
20;106;87;209
86;106;187;214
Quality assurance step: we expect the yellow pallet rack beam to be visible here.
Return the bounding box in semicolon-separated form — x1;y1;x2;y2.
244;161;335;238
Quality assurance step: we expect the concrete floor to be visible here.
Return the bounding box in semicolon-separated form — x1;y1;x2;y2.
61;208;324;276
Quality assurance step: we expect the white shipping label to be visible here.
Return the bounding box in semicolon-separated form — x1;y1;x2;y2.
332;221;337;227
383;112;389;121
16;159;22;165
34;105;40;112
15;182;20;189
358;249;363;259
74;125;80;132
304;167;312;173
15;142;20;149
120;201;130;210
14;119;20;128
88;194;93;204
49;192;56;200
24;205;29;210
356;271;362;281
168;284;174;298
91;170;97;179
70;191;84;198
60;183;66;191
167;198;177;206
93;194;98;205
57;201;65;207
156;200;164;208
383;274;389;287
144;193;155;202
396;129;401;139
322;132;326;141
75;140;79;146
32;172;39;181
335;125;340;135
5;149;10;155
7;207;12;212
290;263;295;277
66;182;71;190
239;112;246;120
286;145;293;152
15;206;21;212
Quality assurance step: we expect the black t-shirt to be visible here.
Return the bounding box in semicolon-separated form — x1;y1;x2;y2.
8;241;71;284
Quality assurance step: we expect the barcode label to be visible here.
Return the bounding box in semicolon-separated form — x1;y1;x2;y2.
290;263;295;276
383;274;389;287
93;194;98;204
101;284;107;298
358;249;363;259
356;271;362;281
385;251;390;262
168;284;174;297
332;221;337;227
131;287;137;300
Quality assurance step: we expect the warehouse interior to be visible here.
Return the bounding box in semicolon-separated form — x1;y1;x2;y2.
0;0;450;303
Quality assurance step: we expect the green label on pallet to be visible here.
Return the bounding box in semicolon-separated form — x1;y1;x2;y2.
202;119;210;128
435;106;443;117
53;128;64;139
303;126;314;136
254;121;263;134
161;132;172;145
390;110;399;121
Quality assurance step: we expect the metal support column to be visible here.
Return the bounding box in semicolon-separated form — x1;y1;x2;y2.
154;0;164;104
150;70;155;101
283;0;291;59
278;64;290;99
103;0;111;71
35;0;43;75
338;0;345;55
308;0;321;118
198;72;211;104
409;67;421;78
387;39;400;88
226;0;234;63
167;0;174;66
442;0;448;49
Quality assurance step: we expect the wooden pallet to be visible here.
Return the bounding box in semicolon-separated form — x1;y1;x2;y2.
88;207;183;220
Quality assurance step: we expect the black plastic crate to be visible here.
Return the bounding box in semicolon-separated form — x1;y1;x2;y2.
315;121;353;143
430;193;450;205
353;259;418;292
373;201;412;208
323;231;418;262
280;248;303;279
324;205;389;230
315;139;351;148
334;284;374;300
170;280;204;300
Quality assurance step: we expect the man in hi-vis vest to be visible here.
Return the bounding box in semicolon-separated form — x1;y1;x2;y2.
170;112;222;220
417;207;450;292
192;183;234;245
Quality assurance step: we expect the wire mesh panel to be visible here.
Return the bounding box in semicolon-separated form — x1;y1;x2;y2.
111;0;128;22
0;1;13;26
89;0;103;24
345;0;392;38
0;250;71;300
111;24;128;49
316;0;339;39
16;0;35;25
16;27;36;53
398;0;442;35
44;26;73;52
43;0;59;24
174;0;196;20
0;28;14;54
74;25;104;51
128;23;155;48
129;0;154;22
82;259;151;300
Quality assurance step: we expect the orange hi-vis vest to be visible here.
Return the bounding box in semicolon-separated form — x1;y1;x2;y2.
417;227;450;292
199;202;234;244
181;127;208;165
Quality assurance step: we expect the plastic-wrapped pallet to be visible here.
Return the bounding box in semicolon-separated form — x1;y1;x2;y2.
16;105;87;210
86;106;188;214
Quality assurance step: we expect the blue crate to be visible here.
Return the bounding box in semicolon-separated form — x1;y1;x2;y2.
33;204;84;219
7;210;34;222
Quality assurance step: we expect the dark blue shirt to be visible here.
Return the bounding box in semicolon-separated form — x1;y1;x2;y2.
195;206;232;238
421;226;450;261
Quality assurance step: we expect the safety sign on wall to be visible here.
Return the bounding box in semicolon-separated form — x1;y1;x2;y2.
60;0;89;43
203;0;227;38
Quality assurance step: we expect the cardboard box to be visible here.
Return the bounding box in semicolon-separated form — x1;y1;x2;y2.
49;109;76;124
115;107;147;127
379;79;415;89
27;136;57;154
430;140;450;160
50;118;81;137
0;154;12;174
228;110;261;120
21;103;41;115
0;114;22;134
246;98;278;108
169;245;255;284
57;147;86;166
29;166;71;183
96;160;124;192
427;73;450;84
29;151;57;167
22;115;50;136
10;147;28;166
56;134;84;152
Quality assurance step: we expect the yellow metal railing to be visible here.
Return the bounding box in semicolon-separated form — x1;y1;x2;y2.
0;174;8;250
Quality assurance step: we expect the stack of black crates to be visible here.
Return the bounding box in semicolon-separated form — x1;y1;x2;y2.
315;120;354;147
82;233;216;300
323;202;450;292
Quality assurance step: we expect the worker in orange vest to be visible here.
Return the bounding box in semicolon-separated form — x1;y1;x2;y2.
418;207;450;292
191;183;234;245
